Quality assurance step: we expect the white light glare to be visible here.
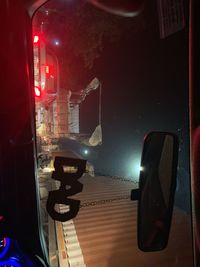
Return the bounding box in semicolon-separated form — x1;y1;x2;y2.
54;40;60;46
84;149;89;155
128;157;142;181
139;166;144;172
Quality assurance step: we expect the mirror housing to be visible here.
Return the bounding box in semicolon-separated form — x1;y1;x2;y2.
131;132;179;252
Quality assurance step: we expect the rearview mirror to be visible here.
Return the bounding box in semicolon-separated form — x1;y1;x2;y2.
131;132;179;251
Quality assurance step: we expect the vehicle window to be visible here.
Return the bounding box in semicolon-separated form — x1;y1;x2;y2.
33;1;193;266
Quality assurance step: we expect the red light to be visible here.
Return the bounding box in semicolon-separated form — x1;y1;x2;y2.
34;86;41;97
33;35;39;44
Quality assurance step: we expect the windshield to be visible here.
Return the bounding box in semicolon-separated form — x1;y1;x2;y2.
32;0;193;266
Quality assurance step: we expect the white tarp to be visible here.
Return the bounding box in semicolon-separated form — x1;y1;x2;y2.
89;125;102;146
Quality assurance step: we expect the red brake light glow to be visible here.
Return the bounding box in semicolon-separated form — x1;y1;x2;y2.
33;35;39;44
34;86;41;97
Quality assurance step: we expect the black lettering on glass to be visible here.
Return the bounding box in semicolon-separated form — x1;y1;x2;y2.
46;156;86;222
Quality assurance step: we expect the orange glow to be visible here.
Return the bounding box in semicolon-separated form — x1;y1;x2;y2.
45;65;50;74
